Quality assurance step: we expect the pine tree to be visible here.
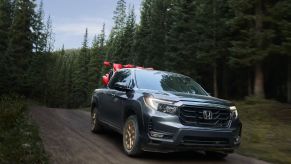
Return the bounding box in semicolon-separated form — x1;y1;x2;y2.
33;0;46;54
0;0;12;54
165;0;198;76
72;29;90;107
26;0;48;98
64;50;75;108
46;49;65;107
57;48;70;107
88;37;99;95
270;0;291;103
5;0;36;95
98;23;106;48
133;0;172;68
228;0;277;98
112;0;126;34
145;0;172;68
89;24;106;96
45;16;54;53
119;5;136;64
133;0;153;66
107;0;127;62
196;0;234;97
0;0;13;94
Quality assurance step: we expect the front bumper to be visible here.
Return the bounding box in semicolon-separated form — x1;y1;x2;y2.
141;108;242;153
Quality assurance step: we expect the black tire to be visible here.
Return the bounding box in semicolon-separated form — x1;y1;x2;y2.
205;151;228;159
123;115;142;156
91;106;103;133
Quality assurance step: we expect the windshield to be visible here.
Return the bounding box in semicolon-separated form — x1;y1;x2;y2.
135;70;208;95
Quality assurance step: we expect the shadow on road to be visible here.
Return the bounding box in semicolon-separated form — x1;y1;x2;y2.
96;129;227;163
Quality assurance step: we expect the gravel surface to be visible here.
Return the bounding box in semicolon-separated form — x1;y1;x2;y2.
30;106;269;164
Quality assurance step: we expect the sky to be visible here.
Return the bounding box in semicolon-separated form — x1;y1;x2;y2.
37;0;142;50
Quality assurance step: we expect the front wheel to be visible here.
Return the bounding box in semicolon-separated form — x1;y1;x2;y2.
123;115;142;156
91;106;103;133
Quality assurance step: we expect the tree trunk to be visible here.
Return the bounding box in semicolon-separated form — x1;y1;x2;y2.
254;0;265;98
213;64;218;97
254;63;265;98
248;68;253;96
222;64;228;98
212;0;218;98
288;56;291;103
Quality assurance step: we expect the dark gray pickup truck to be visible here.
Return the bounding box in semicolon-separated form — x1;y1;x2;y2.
91;68;242;158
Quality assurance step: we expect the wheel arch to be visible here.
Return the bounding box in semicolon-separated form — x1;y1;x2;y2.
91;95;99;114
122;102;145;136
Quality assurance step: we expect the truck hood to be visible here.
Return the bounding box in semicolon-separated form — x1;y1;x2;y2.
140;89;233;106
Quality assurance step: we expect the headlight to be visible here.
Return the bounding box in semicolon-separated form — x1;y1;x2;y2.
230;106;238;119
144;97;180;114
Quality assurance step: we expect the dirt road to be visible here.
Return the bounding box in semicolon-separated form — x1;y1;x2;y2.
30;106;268;164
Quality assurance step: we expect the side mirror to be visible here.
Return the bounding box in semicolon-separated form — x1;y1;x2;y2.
114;82;132;92
102;74;110;86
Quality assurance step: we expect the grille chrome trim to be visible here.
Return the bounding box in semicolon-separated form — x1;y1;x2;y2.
179;106;232;128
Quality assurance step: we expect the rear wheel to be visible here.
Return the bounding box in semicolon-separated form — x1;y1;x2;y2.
91;106;103;133
123;115;142;156
205;151;229;159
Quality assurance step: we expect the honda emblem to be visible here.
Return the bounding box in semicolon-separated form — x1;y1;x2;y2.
203;110;213;120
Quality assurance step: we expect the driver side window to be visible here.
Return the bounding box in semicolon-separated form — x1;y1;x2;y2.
108;69;132;89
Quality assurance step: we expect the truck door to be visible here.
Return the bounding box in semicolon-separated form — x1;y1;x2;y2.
107;69;132;129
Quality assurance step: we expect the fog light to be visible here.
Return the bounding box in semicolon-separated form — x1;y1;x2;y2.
234;136;241;144
149;131;164;138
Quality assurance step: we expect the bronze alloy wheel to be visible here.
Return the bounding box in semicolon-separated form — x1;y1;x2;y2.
123;115;142;156
91;112;96;130
91;107;103;133
124;120;136;151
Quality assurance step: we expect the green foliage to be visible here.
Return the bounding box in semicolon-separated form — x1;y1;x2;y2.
237;100;291;163
44;27;106;108
47;0;289;106
119;6;136;64
0;95;27;129
0;0;51;159
132;0;289;100
0;0;290;108
0;0;53;98
145;0;172;69
45;48;79;108
165;0;198;76
5;0;36;94
44;16;54;53
271;0;291;55
228;0;273;66
133;0;172;69
33;0;46;54
0;0;12;54
132;0;152;66
107;0;127;62
90;24;106;91
0;0;13;94
112;0;127;33
0;95;48;164
72;29;91;107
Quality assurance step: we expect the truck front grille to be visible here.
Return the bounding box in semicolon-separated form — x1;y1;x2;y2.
179;106;231;128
